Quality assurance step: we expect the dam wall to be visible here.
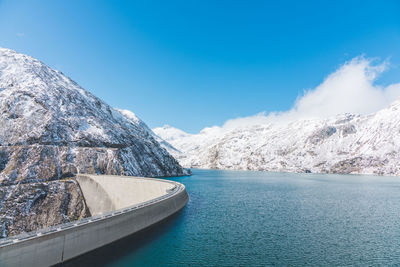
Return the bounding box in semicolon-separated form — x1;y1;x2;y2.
0;175;188;267
76;175;176;215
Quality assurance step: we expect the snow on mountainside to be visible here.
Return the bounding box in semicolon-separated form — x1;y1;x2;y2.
0;47;188;237
0;47;187;183
154;100;400;176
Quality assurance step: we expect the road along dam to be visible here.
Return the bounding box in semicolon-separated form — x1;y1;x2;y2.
0;175;189;267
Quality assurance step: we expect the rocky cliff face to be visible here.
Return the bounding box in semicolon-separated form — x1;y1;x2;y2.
0;179;89;238
0;47;187;237
154;99;400;176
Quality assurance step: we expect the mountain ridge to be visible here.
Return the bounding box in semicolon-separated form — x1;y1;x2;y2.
154;99;400;176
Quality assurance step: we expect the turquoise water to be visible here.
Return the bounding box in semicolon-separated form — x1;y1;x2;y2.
67;169;400;266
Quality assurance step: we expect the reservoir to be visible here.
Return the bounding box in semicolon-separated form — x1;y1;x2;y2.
65;169;400;266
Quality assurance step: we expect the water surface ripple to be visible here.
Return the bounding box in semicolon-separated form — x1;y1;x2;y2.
67;169;400;266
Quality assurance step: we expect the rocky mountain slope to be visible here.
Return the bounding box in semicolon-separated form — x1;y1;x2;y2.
0;47;187;237
0;179;89;238
0;47;187;183
154;99;400;176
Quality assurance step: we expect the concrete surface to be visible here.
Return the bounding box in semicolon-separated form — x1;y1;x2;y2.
0;175;188;267
76;175;176;215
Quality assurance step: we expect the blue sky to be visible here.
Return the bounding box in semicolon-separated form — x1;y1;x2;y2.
0;0;399;133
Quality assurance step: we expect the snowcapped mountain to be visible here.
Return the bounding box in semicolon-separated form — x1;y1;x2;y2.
0;47;187;183
154;100;400;176
0;47;191;237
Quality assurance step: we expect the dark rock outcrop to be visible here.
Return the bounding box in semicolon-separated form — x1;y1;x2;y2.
0;179;89;238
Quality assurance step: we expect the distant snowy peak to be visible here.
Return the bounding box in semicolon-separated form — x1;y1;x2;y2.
155;101;400;176
152;125;192;142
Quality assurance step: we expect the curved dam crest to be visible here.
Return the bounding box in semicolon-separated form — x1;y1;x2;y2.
76;175;177;216
0;175;189;267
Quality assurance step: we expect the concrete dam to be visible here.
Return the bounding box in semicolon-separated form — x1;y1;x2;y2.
0;175;189;267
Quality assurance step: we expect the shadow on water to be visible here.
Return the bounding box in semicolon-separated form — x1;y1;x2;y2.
56;210;184;267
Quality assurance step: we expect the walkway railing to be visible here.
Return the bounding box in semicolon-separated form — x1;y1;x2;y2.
0;177;184;247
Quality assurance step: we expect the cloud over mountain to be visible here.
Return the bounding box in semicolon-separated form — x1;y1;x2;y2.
222;56;400;131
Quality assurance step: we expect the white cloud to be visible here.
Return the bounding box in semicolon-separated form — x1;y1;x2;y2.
220;56;400;131
16;33;24;38
290;56;392;118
